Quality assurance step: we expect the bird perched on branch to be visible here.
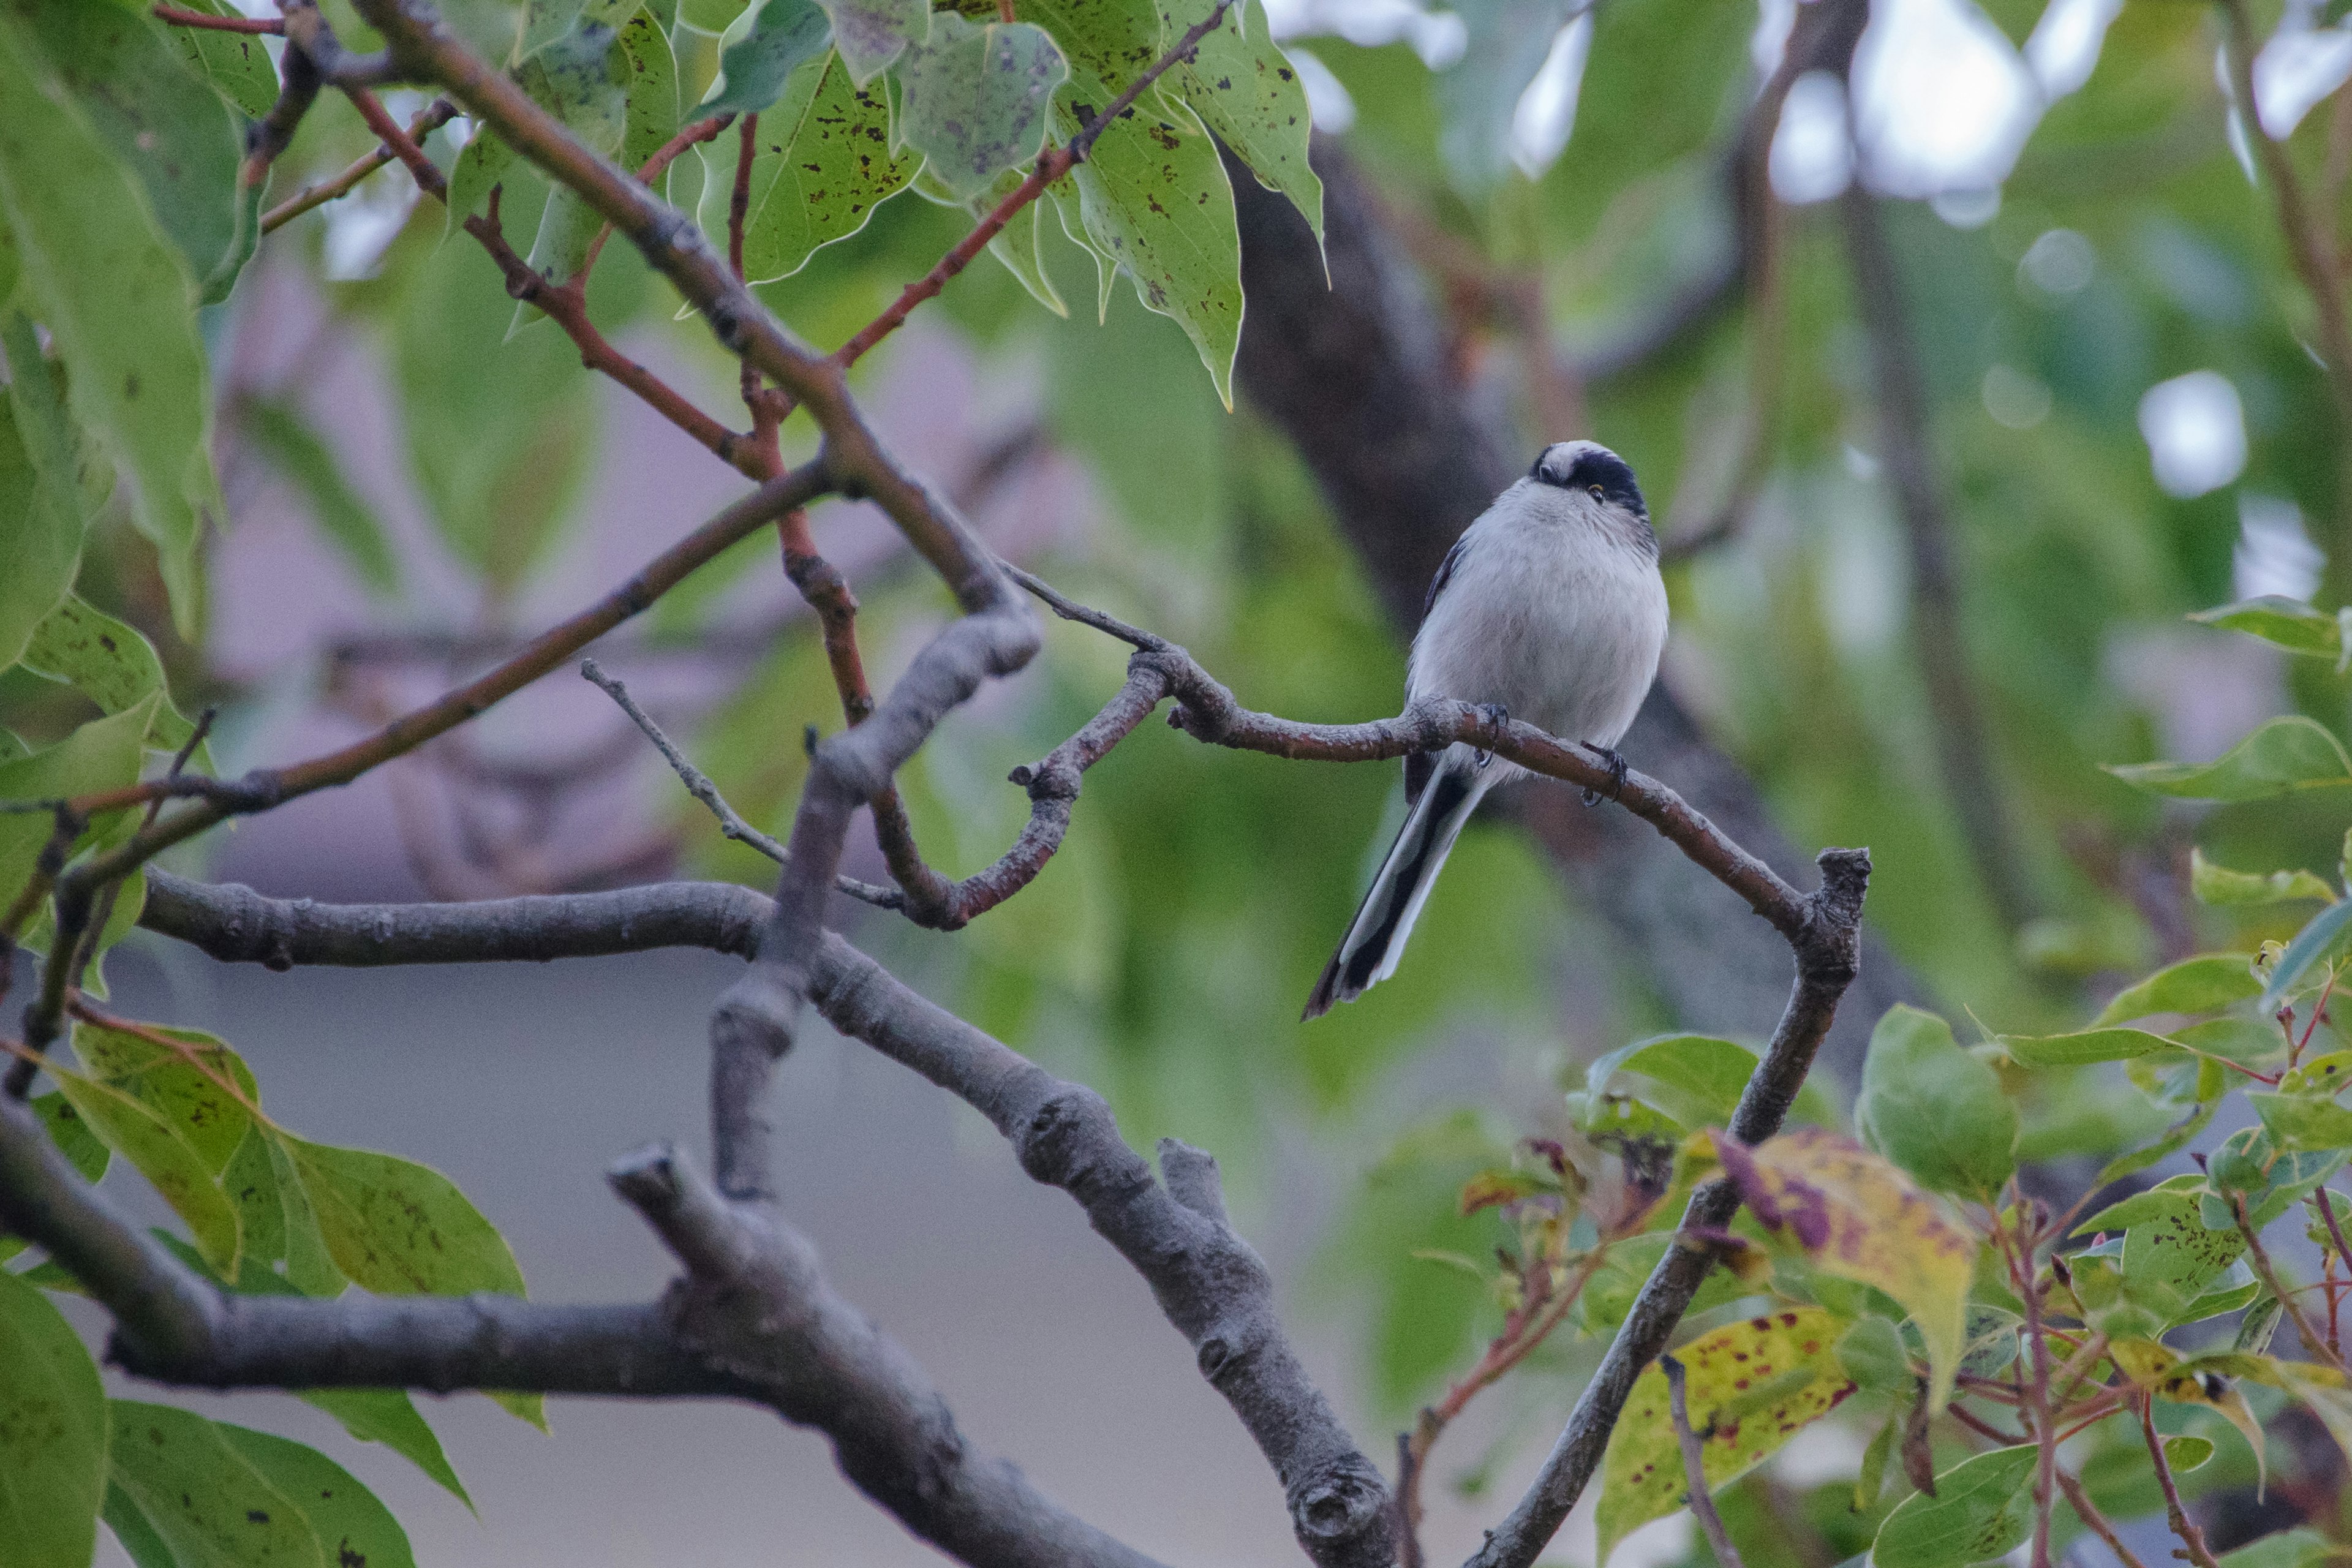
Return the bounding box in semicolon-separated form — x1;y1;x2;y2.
1305;440;1668;1018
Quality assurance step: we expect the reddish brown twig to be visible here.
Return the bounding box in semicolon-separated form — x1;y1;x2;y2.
576;113;735;281
2141;1396;2222;1568
830;0;1235;372
53;463;829;889
153;4;282;32
344;86;447;200
2053;1470;2154;1568
263;98;458;233
467;189;763;477
1396;1246;1611;1547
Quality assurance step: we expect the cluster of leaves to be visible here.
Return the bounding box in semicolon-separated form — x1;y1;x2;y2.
442;0;1319;401
1379;603;2352;1566
0;1008;537;1567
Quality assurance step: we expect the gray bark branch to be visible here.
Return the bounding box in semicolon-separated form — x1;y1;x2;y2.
0;1084;1164;1568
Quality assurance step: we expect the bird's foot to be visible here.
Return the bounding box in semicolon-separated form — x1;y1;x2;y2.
1474;703;1509;769
1580;744;1629;806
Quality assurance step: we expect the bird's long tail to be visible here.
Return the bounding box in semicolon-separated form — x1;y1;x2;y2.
1304;748;1495;1018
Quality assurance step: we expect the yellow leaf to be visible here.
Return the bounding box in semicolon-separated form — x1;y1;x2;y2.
1711;1128;1975;1410
1595;1307;1856;1564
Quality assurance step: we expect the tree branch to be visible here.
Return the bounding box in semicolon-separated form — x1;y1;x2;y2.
0;1087;1166;1568
40;463;829;949
1464;846;1869;1568
131;872;1394;1566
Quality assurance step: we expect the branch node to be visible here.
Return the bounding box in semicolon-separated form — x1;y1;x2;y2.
1158;1137;1230;1223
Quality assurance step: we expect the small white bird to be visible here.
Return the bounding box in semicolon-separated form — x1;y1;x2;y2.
1305;440;1669;1018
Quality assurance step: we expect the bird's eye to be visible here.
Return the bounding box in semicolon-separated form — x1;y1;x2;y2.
1588;484;1605;500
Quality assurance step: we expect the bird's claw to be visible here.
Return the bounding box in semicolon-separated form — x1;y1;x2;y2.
1580;744;1629;806
1474;703;1509;769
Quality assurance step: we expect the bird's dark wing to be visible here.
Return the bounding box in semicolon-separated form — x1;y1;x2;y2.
1406;537;1468;805
1422;534;1467;623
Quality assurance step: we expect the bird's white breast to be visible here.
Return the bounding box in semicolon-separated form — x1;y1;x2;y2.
1406;482;1668;751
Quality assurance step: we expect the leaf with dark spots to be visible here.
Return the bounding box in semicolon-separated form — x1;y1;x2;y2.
1594;1308;1854;1561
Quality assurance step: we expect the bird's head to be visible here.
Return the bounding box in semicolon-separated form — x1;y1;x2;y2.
1528;440;1651;533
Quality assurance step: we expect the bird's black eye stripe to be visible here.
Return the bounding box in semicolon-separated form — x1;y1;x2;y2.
1533;448;1647;516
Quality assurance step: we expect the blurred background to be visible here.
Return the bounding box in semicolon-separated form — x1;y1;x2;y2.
15;0;2352;1559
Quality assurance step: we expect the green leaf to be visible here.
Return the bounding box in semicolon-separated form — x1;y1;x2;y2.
1585;1033;1761;1121
1834;1313;1913;1395
0;699;153;927
813;0;926;83
281;1134;526;1297
927;162;1067;313
159;0;280;120
1594;1308;1855;1562
616;6;680;180
105;1401;323;1568
2262;900;2352;1013
0;314;88;669
10;0;249;295
1049;61;1242;404
48;1063;239;1274
2191;848;2335;907
222;1128;345;1297
895;13;1065;199
217;1423;415;1568
2190;596;2345;657
1158;0;1321;244
1871;1444;2038;1568
2095;954;2261;1025
697;48;919;282
19;595;206;757
701;0;831;116
237;396;399;597
2106;717;2352;801
0;12;221;638
1855;1005;2017;1200
2002;1026;2174;1066
281;1133;540;1426
2248;1090;2352;1152
72;1014;258;1174
2218;1528;2338;1568
517;14;633;300
393;233;596;592
32;1091;111;1184
0;1268;107;1568
102;1482;175;1568
2278;1050;2352;1095
302;1389;472;1508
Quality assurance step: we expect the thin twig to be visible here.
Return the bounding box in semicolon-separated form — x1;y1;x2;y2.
343;86;447;199
262;99;458;233
582;660;786;862
465;189;760;475
154;4;282;32
2141;1396;2222;1568
2234;1193;2352;1379
1998;1204;2059;1568
2053;1469;2153;1568
1662;1355;1747;1568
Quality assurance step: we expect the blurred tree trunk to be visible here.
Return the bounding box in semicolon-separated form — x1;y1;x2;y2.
1231;143;1922;1085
